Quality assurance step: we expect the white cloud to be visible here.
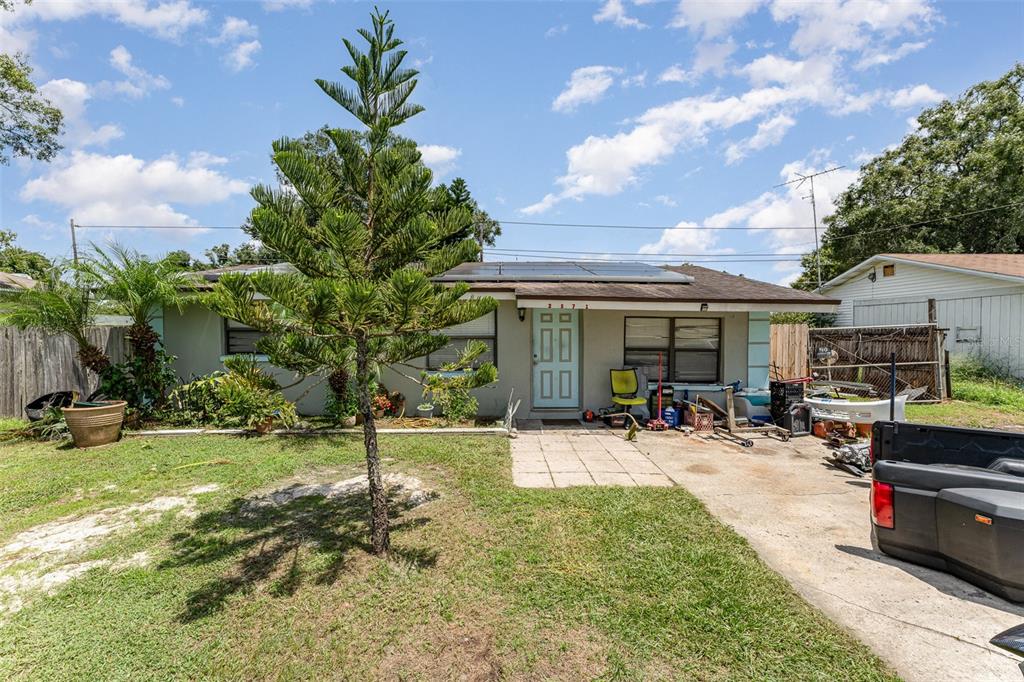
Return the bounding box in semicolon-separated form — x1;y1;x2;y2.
263;0;314;10
225;40;262;72
700;157;859;255
211;16;258;44
725;113;796;164
692;39;737;77
171;96;185;107
2;0;207;43
38;79;124;149
654;195;678;207
524;57;846;212
855;40;929;70
208;16;261;72
770;0;936;56
520;193;562;216
102;45;171;98
545;23;569;38
670;0;763;37
418;144;461;176
658;39;736;84
888;83;945;109
552;66;623;113
638;220;726;255
657;65;689;84
20;151;249;227
594;0;648;29
621;71;648;88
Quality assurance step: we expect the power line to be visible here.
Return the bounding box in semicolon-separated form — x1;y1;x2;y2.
495;221;817;231
485;247;800;259
77;201;1024;234
733;201;1024;256
483;251;802;263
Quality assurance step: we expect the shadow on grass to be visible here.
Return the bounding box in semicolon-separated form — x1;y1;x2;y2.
161;487;436;623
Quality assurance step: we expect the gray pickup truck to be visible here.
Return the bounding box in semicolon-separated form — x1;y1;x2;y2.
870;421;1024;603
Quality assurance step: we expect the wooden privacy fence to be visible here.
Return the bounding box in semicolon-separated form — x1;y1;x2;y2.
770;323;809;380
807;324;948;402
0;326;130;418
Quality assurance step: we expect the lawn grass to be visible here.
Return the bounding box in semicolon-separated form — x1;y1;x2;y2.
906;356;1024;429
0;434;897;680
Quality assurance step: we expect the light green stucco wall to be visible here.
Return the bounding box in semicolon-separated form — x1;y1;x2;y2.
163;301;753;418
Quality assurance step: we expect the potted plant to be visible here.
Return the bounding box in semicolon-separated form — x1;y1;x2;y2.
416;402;434;418
371;393;392;419
62;400;128;448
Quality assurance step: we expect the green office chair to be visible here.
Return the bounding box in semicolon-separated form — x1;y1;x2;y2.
610;368;647;414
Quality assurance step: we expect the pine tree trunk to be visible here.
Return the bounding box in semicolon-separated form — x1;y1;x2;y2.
355;337;390;556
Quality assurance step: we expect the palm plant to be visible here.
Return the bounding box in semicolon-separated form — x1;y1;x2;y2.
0;267;110;373
79;243;192;362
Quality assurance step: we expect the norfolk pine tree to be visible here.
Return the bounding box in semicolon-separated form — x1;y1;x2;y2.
207;9;496;555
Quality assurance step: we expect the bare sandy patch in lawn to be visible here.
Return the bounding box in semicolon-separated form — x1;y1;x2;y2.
0;484;221;616
244;472;437;512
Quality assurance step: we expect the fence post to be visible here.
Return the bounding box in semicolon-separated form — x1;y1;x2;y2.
889;352;896;420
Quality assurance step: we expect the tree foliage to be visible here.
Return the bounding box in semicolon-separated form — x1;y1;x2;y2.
78;243;192;363
794;64;1024;290
205;9;497;555
0;229;52;280
0;266;109;373
0;53;63;165
434;177;501;250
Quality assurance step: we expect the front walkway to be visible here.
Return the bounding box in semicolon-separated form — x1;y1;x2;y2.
510;428;674;488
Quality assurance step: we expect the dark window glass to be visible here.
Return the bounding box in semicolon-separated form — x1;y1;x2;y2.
624;316;720;384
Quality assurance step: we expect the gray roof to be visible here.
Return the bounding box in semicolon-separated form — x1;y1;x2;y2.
186;260;837;305
0;272;37;291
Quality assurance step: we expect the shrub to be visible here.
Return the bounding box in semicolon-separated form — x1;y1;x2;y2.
97;349;178;415
165;355;298;429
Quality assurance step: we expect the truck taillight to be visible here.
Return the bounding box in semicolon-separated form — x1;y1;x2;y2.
871;479;894;529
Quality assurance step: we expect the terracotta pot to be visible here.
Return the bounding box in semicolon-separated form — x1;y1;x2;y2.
254;417;274;434
341;415;357;428
373;409;385;419
63;400;127;448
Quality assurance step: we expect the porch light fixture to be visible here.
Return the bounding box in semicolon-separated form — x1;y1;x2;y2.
517;307;526;322
700;303;709;312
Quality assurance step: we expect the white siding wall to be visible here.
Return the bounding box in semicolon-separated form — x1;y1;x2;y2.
829;260;1000;325
825;260;1024;377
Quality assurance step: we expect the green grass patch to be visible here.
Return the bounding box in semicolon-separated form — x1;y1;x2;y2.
0;434;897;680
906;356;1024;429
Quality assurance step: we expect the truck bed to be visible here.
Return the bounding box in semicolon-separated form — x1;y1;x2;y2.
871;421;1024;603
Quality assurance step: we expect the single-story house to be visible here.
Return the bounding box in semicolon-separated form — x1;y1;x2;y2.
161;261;838;418
820;253;1024;377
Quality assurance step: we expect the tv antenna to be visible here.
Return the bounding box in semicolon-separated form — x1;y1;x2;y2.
775;166;844;292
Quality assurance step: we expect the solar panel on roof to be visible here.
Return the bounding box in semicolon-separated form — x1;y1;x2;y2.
436;261;693;283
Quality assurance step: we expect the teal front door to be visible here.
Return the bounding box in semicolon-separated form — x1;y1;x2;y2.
531;309;579;408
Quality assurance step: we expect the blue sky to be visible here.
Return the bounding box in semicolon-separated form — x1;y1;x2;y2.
1;0;1021;285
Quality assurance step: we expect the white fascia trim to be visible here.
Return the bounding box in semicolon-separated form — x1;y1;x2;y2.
515;299;836;313
463;291;516;300
822;255;1024;291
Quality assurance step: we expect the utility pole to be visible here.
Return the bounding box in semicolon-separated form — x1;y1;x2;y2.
69;218;79;267
775;166;844;292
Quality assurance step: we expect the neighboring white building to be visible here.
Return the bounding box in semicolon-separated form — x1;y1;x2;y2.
820;254;1024;377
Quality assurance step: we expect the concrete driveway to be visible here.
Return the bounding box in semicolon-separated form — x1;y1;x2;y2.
627;432;1024;682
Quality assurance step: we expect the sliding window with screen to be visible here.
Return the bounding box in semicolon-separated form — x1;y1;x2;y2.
624;316;720;383
425;311;497;370
224;318;267;355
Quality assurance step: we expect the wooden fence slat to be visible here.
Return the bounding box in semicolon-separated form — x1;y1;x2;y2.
0;326;129;418
770;323;809;380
